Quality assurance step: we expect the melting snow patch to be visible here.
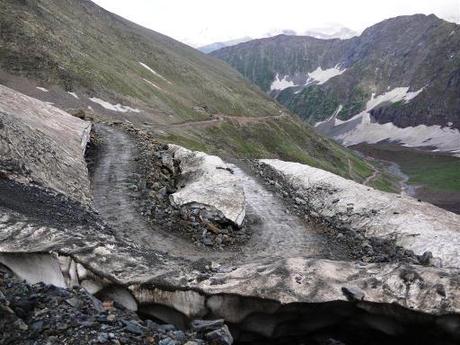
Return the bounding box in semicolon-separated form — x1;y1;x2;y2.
316;105;344;126
67;92;79;99
270;74;296;91
259;159;460;268
270;65;346;91
404;87;424;102
315;86;458;155
306;65;346;85
139;62;171;84
36;87;49;92
365;87;424;110
143;78;162;91
168;145;246;226
333;112;460;154
89;97;140;113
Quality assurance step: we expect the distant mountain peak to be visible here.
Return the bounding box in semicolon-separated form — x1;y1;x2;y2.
198;25;357;53
302;24;358;40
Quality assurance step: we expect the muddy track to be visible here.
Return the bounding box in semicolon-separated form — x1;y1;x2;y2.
363;168;379;186
91;124;212;260
91;124;344;264
232;165;345;260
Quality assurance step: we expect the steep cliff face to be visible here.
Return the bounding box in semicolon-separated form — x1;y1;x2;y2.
212;14;460;132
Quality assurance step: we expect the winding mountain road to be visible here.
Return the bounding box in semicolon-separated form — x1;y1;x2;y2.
91;124;344;264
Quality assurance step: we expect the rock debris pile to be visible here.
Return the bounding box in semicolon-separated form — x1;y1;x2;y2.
118;124;250;248
0;266;234;345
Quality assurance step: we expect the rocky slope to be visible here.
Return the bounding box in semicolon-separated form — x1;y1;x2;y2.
0;266;226;345
0;0;377;183
211;14;460;155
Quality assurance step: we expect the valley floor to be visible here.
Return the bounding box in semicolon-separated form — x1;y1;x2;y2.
352;143;460;214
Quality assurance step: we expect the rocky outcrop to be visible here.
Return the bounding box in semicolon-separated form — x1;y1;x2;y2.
168;145;246;227
0;84;91;203
257;159;460;269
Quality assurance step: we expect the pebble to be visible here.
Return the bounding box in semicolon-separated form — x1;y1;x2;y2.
159;338;177;345
341;287;365;301
191;319;225;333
122;320;144;335
97;332;109;343
204;325;233;345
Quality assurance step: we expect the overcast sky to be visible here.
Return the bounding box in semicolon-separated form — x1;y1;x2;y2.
92;0;460;47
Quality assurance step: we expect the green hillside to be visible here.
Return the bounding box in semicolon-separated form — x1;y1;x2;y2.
0;0;379;183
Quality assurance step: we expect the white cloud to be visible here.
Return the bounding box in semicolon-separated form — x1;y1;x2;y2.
92;0;460;47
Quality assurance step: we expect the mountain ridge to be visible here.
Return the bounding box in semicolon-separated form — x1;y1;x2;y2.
211;14;460;131
198;25;357;53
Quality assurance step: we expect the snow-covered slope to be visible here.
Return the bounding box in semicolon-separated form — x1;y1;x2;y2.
259;158;460;268
0;85;92;203
315;87;460;156
270;65;347;91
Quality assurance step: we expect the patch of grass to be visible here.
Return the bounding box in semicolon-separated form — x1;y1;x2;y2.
353;144;460;192
403;156;460;191
348;158;373;181
162;133;209;153
370;173;400;193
